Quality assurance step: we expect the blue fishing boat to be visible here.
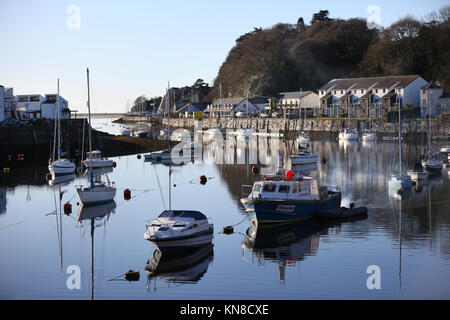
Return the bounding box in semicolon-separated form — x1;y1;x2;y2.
241;170;341;224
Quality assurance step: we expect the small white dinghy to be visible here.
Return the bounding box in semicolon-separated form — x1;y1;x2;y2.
145;210;214;251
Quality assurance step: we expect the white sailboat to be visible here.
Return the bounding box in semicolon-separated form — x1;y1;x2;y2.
388;97;412;190
76;68;116;206
296;89;310;145
48;79;76;176
339;128;358;140
421;88;443;175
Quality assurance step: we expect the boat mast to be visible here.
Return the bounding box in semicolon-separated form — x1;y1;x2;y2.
52;80;58;163
87;68;94;187
398;95;402;174
168;82;171;211
57;79;61;161
427;87;431;160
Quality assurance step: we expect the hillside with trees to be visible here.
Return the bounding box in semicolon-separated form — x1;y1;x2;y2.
208;6;450;100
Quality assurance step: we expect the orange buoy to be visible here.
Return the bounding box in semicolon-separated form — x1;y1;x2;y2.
225;173;230;177
251;166;259;175
124;189;131;200
200;175;207;185
112;161;117;168
63;203;72;215
321;157;327;164
285;170;294;179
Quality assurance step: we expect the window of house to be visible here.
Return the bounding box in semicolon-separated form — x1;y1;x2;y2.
278;185;290;193
263;184;276;192
334;91;336;94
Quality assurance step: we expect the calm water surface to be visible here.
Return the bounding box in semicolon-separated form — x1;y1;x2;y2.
1;119;449;300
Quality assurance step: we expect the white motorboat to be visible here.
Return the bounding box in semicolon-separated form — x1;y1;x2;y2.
83;150;113;168
290;146;318;165
76;68;116;206
362;130;376;141
440;147;450;153
144;210;214;251
48;79;76;176
296;132;310;145
339;128;358;140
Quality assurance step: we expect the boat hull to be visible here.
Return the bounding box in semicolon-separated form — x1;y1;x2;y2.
48;160;76;175
339;133;358;140
146;230;214;252
76;187;116;206
250;192;342;224
407;170;428;180
83;159;114;168
290;155;318;165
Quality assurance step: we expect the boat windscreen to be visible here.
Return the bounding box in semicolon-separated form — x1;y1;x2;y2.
158;210;207;221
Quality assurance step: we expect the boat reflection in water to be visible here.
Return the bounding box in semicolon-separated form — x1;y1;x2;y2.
77;200;117;300
145;244;214;292
47;173;76;187
242;217;367;283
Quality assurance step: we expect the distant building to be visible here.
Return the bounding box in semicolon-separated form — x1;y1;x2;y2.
420;82;450;118
0;85;5;122
3;87;16;119
41;94;71;119
16;94;45;119
205;98;243;118
177;102;208;118
233;97;268;115
278;91;319;117
318;75;427;118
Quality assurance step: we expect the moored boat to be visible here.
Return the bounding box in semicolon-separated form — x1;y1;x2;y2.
338;128;358;140
83;150;113;168
241;170;341;224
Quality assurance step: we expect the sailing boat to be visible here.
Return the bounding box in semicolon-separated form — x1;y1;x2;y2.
388;96;412;190
421;87;443;175
362;107;376;141
76;68;116;206
296;89;310;145
48;79;76;176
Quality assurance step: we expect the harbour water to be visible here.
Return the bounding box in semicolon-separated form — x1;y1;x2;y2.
1;119;449;300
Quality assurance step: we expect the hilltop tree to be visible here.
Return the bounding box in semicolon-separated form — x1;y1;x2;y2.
311;10;332;25
297;17;306;32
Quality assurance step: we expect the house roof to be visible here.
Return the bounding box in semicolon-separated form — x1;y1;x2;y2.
319;75;421;91
279;91;313;99
320;93;333;100
382;91;397;99
179;102;208;113
421;82;442;90
211;97;243;106
361;92;374;99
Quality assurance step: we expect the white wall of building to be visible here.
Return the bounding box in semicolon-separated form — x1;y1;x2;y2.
0;86;5;122
41;96;70;119
403;77;428;108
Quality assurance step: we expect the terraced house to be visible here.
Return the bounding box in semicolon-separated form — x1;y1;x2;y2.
318;75;427;118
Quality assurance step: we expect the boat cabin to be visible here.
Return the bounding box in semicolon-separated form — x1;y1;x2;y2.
86;150;104;159
250;177;328;201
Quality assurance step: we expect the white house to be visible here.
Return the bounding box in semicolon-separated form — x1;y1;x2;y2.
16;94;45;119
318;75;428;118
205;98;243;118
233;97;268;115
0;85;5;122
41;94;71;119
278;91;319;117
420;82;450;118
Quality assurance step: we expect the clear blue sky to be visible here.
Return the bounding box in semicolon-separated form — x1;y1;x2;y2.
0;0;448;113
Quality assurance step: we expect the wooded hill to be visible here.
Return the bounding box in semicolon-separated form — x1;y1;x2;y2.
208;7;450;100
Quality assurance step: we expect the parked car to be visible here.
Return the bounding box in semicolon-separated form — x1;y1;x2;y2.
1;119;22;127
271;112;281;118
